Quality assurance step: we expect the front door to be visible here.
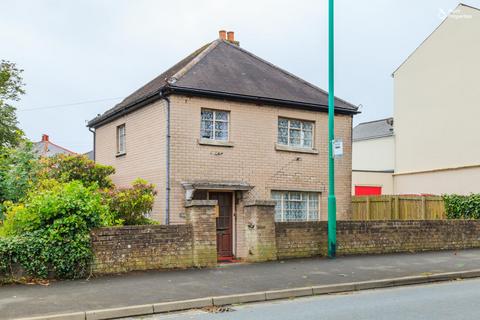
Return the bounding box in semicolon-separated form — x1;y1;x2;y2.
209;192;233;258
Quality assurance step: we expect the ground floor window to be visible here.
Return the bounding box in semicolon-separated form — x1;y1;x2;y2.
271;191;319;222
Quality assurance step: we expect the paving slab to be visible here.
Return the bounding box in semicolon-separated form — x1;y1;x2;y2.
1;249;480;319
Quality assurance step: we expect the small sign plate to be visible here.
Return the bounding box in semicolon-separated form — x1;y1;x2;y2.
333;139;344;158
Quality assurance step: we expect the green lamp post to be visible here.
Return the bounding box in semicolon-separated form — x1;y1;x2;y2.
327;0;337;258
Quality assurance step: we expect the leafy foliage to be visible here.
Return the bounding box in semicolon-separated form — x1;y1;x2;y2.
0;140;159;280
0;60;25;148
104;179;157;225
38;154;115;189
0;143;39;218
443;194;480;219
0;180;111;279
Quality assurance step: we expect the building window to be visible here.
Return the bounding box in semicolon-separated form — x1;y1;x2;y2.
278;118;313;148
272;191;319;222
117;124;126;154
201;109;229;141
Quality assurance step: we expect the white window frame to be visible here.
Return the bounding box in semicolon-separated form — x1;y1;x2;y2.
272;191;320;222
278;117;314;149
116;124;126;155
200;109;230;141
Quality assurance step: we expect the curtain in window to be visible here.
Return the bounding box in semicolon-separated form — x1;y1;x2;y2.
271;191;320;222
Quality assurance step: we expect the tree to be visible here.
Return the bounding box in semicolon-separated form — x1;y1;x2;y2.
38;154;115;189
0;60;25;148
0;142;39;219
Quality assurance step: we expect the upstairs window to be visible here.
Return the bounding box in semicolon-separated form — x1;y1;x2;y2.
272;191;319;222
201;109;229;141
278;118;314;148
117;124;126;155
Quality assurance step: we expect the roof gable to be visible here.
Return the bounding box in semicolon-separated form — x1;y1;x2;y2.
89;39;358;127
392;3;480;76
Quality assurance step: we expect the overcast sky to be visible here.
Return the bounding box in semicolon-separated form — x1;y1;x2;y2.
1;0;478;153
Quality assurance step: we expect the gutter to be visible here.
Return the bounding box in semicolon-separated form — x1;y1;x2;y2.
87;85;359;128
168;86;359;115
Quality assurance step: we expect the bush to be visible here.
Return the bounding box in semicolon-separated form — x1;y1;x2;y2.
104;179;157;225
38;154;115;189
0;143;39;218
0;180;111;279
443;194;480;219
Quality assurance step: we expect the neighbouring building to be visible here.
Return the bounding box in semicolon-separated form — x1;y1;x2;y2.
33;134;76;157
352;118;394;195
84;150;94;160
353;3;480;196
87;31;358;259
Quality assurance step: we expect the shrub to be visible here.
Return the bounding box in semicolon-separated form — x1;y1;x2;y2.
38;154;115;189
0;180;111;279
443;194;480;219
0;143;39;218
104;179;157;225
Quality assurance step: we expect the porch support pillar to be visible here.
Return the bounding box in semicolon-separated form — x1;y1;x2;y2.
185;200;218;267
243;200;278;262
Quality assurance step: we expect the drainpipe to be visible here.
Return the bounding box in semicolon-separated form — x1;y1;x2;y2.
88;127;96;161
161;94;171;225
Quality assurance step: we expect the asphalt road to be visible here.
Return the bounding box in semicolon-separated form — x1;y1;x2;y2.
3;250;480;319
132;278;480;320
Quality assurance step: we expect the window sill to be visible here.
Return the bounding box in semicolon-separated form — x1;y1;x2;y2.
198;139;234;147
275;143;318;154
116;152;126;158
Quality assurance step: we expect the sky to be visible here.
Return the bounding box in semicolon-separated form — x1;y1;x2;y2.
1;0;479;153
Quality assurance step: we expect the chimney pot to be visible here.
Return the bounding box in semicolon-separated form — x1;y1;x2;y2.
41;134;49;142
227;31;235;42
219;30;227;40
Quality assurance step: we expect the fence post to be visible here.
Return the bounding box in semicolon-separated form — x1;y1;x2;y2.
394;196;400;220
366;196;371;220
390;197;394;220
421;196;426;220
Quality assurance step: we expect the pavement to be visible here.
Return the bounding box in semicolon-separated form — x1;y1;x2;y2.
1;249;480;319
135;278;480;320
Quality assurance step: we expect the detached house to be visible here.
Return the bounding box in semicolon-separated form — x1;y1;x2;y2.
88;31;358;259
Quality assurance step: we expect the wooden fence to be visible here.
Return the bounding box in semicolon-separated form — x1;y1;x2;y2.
352;195;446;220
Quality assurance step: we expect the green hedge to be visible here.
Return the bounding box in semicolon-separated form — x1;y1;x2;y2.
0;181;108;280
443;194;480;219
0;230;92;280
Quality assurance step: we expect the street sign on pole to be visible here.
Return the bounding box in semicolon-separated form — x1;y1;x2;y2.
333;139;343;158
327;0;337;258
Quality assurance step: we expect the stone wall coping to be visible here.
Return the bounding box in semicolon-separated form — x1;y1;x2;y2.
185;200;218;207
244;200;277;207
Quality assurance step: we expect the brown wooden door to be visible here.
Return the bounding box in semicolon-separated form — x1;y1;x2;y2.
209;192;233;258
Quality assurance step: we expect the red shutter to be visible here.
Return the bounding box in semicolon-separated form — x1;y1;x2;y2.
355;186;382;196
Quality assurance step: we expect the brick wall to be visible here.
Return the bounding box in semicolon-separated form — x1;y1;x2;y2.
169;95;353;223
276;220;480;259
94;100;167;222
91;225;193;274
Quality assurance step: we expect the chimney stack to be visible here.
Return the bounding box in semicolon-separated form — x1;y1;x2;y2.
41;134;49;142
219;30;227;40
227;31;235;42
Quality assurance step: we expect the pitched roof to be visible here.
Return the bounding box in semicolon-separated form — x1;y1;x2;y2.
353;117;394;141
88;39;358;127
33;136;77;157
